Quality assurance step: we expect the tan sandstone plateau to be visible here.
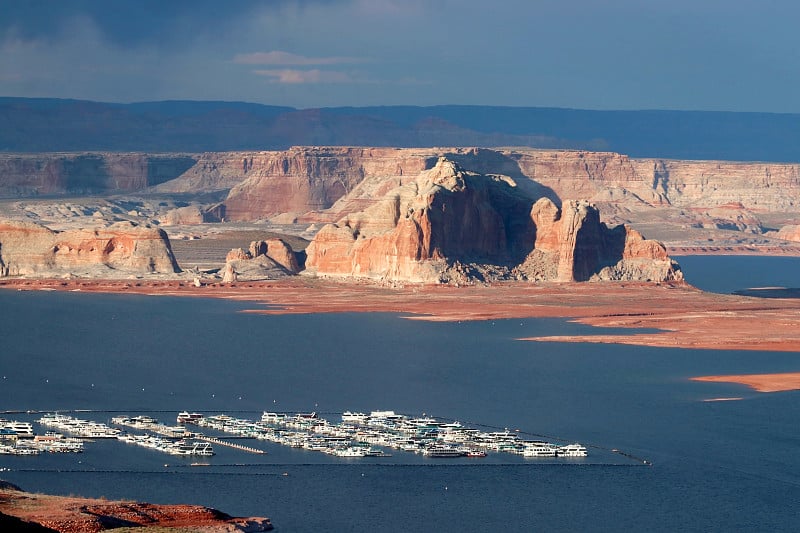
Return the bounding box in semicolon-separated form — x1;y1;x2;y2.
146;146;800;222
3;147;800;233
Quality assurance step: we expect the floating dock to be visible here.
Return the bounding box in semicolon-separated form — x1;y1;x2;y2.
196;435;266;454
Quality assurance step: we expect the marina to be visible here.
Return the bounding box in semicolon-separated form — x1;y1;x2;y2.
0;409;587;460
189;409;587;459
175;409;587;459
117;433;215;456
1;265;797;532
37;413;121;438
0;418;84;455
195;435;264;455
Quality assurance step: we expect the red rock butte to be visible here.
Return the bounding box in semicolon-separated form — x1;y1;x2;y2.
304;157;681;283
0;220;179;278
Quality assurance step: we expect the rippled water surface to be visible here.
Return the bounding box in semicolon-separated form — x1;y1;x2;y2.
1;256;799;531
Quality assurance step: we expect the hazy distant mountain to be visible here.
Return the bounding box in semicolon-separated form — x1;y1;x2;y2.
1;97;799;162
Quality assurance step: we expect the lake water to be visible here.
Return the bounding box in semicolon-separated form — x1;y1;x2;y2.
1;256;799;531
677;254;800;294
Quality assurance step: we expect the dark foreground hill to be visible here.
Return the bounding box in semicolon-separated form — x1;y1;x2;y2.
2;97;800;162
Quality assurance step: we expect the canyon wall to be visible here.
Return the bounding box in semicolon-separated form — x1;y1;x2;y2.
0;153;196;197
4;148;800;217
1;146;795;283
449;148;800;212
210;147;800;223
203;147;439;222
0;220;180;277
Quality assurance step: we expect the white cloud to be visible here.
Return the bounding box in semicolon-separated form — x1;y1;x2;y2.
253;69;355;84
233;51;364;66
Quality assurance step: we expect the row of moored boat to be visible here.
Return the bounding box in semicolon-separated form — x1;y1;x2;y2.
176;409;588;458
0;411;588;459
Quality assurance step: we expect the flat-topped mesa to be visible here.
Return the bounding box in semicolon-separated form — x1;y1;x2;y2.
202;147;800;224
305;157;682;283
0;219;180;277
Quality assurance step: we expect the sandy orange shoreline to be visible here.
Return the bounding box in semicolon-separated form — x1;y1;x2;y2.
668;246;800;256
0;482;272;532
691;373;800;393
4;277;800;354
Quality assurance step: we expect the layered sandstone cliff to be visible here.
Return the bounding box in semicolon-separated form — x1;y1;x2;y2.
4;146;795;281
305;158;680;283
207;147;438;222
5;147;800;221
0;219;180;277
209;147;800;223
451;148;800;211
0;153;196;196
520;198;681;282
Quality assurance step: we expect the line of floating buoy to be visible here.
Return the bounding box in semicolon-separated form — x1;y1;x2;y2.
611;449;651;466
196;435;266;454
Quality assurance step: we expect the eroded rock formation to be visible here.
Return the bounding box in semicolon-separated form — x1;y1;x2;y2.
768;224;800;243
158;205;205;226
222;239;300;282
305;158;680;283
520;198;681;282
0;219;180;277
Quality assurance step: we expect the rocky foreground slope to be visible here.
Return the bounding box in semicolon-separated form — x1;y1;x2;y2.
0;481;272;532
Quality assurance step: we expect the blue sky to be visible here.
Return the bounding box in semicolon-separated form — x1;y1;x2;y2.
1;0;798;112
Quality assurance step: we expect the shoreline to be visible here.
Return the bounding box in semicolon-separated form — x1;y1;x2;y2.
690;373;800;393
3;277;800;351
0;481;272;532
4;276;800;393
